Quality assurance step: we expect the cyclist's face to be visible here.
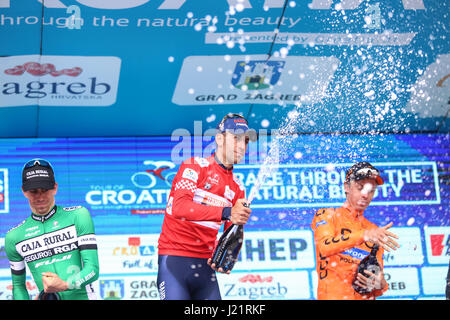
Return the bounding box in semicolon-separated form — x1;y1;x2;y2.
344;178;377;212
216;132;249;165
23;184;58;215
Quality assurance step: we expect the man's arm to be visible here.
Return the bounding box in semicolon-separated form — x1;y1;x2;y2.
311;209;365;258
171;161;225;222
10;262;30;300
67;207;99;290
5;233;30;300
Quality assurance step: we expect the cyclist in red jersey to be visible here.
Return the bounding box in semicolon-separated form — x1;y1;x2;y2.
157;113;256;300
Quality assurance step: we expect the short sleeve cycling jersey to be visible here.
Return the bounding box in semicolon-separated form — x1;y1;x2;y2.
5;205;99;300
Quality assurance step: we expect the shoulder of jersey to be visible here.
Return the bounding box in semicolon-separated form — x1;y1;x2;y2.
192;156;211;168
62;205;87;213
314;208;335;220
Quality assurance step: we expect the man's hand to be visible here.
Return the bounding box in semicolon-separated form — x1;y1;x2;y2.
354;269;387;292
207;258;232;275
363;222;400;252
41;272;69;293
230;199;251;225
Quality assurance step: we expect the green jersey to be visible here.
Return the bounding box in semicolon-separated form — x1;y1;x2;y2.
5;205;99;300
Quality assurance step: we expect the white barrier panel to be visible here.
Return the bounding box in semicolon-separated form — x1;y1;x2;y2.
217;270;310;300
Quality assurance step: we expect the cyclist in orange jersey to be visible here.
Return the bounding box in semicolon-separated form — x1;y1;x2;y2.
311;162;400;300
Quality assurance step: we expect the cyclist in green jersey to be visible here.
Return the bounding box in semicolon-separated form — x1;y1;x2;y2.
5;159;99;300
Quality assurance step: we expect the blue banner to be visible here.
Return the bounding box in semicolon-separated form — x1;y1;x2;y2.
0;133;448;299
0;1;449;138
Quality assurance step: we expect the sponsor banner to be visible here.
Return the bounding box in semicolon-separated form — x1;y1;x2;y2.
383;267;420;297
420;267;448;296
96;276;159;300
97;234;159;274
97;230;314;274
0;169;9;213
206;32;417;46
406;54;450;118
217;271;310;300
312;268;421;299
0;238;9;272
233;230;315;271
424;226;450;265
0;55;121;107
234;161;441;208
0;278;39;300
383;228;424;266
84;160;176;214
172;55;340;106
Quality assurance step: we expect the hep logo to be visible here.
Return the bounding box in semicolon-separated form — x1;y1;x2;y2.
4;62;82;77
430;234;450;256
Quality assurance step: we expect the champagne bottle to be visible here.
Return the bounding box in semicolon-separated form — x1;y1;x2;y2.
210;204;247;272
352;244;381;294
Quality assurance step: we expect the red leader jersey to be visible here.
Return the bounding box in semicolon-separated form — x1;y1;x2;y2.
158;155;246;259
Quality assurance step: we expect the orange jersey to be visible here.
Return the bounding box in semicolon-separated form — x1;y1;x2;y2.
311;206;389;300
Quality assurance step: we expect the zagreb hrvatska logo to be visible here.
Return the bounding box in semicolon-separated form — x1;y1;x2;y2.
5;62;83;77
231;60;285;91
0;55;121;107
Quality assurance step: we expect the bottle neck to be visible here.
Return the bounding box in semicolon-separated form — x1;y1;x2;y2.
370;244;379;255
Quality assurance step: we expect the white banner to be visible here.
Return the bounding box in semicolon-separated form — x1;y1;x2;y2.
172;55;339;106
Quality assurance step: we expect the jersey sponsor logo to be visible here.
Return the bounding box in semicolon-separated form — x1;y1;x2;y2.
24;229;42;238
34;254;72;268
31;206;57;222
63;206;82;211
193;188;231;208
9;260;26;274
341;247;370;261
25;225;39;232
78;234;97;250
190;220;223;230
16;225;78;261
316;220;327;226
324;228;351;245
224;185;235;201
181;168;199;183
207;173;220;185
315;209;326;217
